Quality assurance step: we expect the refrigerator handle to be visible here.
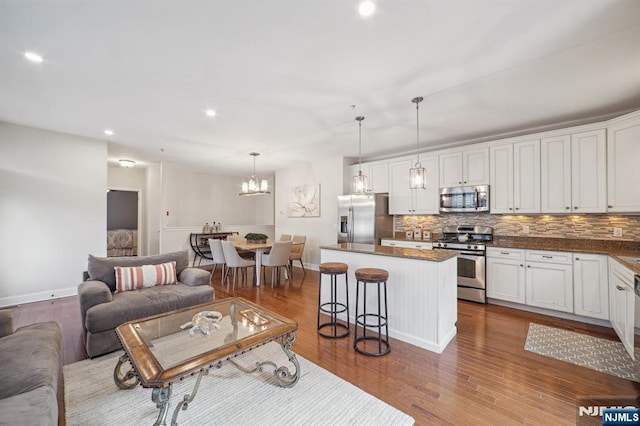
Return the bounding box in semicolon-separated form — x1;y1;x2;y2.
348;206;354;243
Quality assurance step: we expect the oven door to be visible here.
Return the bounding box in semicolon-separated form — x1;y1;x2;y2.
456;252;485;290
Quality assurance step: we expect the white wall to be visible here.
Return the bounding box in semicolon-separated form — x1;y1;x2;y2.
159;164;275;257
146;164;162;255
275;157;346;269
0;122;107;306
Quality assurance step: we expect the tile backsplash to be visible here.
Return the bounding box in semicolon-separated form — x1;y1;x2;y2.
395;213;640;241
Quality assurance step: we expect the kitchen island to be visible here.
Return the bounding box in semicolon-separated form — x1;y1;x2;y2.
320;243;458;353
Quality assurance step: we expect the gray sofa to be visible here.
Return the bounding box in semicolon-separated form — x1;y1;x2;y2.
79;250;214;358
0;310;62;426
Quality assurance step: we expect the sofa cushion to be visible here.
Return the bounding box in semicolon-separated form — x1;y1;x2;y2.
0;322;62;400
85;284;214;333
115;261;177;293
0;385;58;426
88;251;189;292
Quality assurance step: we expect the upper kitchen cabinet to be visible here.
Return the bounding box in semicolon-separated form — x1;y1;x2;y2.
349;160;389;194
490;140;540;214
389;156;438;215
607;111;640;212
540;129;606;213
439;147;489;187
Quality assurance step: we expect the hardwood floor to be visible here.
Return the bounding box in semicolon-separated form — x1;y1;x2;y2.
11;267;640;425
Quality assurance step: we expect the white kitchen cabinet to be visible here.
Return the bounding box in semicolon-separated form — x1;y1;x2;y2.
491;140;540;214
439;147;489;187
489;144;514;214
571;130;607;213
573;253;609;320
608;258;636;360
380;239;432;249
540;135;572;213
540;130;606;214
486;248;526;303
525;250;573;313
513;140;541;214
607;111;640;212
388;157;438;215
349;160;389;194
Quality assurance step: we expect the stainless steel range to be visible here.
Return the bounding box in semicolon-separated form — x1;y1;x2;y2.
432;225;493;303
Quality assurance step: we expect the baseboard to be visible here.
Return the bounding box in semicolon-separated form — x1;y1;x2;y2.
0;286;78;308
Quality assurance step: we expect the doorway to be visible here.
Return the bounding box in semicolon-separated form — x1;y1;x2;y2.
106;189;141;256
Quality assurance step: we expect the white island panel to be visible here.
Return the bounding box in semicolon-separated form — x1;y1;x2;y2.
320;247;457;353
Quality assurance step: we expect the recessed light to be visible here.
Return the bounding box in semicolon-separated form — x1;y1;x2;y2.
104;129;114;136
358;1;376;17
24;51;44;63
205;109;217;117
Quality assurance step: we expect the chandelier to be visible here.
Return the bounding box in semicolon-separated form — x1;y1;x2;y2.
409;96;426;189
239;152;270;196
353;116;369;194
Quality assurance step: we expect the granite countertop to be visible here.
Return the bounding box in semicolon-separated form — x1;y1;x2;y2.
490;236;640;274
320;243;456;262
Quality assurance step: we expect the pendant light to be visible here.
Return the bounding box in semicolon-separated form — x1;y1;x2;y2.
239;152;270;196
409;96;427;189
353;116;369;194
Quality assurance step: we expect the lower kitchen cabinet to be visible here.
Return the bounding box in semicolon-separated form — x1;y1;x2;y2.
573;253;609;320
486;248;526;303
380;239;432;249
608;258;636;360
525;260;574;313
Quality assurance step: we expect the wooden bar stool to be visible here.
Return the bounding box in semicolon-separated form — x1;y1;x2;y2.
317;262;350;338
354;268;390;356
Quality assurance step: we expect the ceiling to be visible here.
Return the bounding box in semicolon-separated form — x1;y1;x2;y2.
1;0;640;176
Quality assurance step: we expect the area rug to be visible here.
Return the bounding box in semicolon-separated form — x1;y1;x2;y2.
64;342;414;425
524;323;640;382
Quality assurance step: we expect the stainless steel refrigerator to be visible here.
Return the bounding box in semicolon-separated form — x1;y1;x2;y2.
337;193;393;244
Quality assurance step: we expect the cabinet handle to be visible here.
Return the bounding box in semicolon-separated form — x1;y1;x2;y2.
527;265;531;268
565;207;570;210
515;207;519;210
500;252;510;255
542;255;553;259
574;206;578;210
575;257;580;261
616;285;626;291
458;181;462;184
608;205;613;208
509;207;513;210
520;264;524;267
463;181;467;184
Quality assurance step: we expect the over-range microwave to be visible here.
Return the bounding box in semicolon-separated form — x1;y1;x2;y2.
439;185;489;213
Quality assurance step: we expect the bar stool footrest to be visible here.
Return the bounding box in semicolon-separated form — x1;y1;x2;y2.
354;336;390;356
318;322;350;338
319;302;348;315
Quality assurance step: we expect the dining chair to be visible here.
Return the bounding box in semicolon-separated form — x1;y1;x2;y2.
279;234;292;241
220;241;256;290
289;235;307;276
261;241;292;288
208;238;227;284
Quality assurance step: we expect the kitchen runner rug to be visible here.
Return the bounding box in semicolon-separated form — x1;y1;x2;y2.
524;323;640;382
64;341;414;425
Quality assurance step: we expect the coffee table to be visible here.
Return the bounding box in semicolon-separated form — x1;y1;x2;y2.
114;297;299;425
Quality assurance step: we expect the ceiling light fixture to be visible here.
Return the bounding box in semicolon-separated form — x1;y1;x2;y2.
358;1;376;17
239;152;270;196
24;51;43;63
104;129;114;136
119;159;135;168
409;96;427;190
353;116;369;194
205;109;217;117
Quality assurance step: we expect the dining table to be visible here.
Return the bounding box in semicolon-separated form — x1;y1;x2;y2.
231;240;302;287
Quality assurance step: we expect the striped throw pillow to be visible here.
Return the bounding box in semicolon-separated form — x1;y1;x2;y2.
114;261;177;293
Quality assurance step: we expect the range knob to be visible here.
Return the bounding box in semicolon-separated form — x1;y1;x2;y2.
442;243;447;248
467;244;472;249
474;245;478;249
